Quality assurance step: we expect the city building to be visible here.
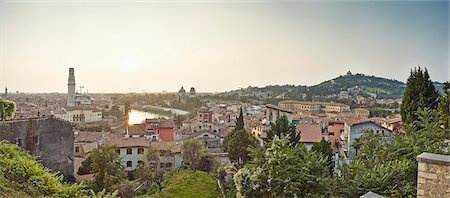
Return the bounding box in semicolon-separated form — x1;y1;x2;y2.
327;121;344;150
341;119;393;158
278;100;350;114
297;124;322;150
197;109;213;123
265;104;294;126
52;106;102;123
103;133;150;171
353;108;370;117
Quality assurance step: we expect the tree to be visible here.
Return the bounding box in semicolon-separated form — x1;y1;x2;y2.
181;139;207;168
437;81;449;128
335;108;449;197
134;147;164;192
266;115;300;146
0;97;15;121
227;129;258;165
235;107;244;130
400;67;439;126
78;145;127;192
312;138;334;173
234;135;332;197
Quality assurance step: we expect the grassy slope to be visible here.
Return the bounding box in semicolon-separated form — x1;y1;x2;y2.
150;170;221;198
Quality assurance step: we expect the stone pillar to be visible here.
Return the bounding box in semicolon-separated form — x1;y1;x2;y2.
417;152;450;198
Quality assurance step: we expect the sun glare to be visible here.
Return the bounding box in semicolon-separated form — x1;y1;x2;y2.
127;111;141;125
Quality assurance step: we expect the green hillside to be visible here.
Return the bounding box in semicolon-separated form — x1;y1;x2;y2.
309;73;406;99
221;72;446;100
149;170;221;198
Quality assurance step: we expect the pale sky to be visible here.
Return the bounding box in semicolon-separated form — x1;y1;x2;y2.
0;0;448;93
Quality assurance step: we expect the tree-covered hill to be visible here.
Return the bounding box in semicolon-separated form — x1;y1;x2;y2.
223;72;444;100
309;73;405;99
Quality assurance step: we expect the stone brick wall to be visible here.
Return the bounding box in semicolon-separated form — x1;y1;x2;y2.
0;117;74;179
417;152;450;198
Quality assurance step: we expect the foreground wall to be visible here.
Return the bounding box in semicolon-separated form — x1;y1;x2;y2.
417;152;450;198
0;117;74;179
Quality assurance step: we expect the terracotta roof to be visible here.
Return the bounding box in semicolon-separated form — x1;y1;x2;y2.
128;124;147;136
75;131;108;143
150;141;181;153
103;133;150;148
386;117;402;124
159;120;175;128
297;124;322;143
344;117;369;126
266;104;294;113
82;142;98;154
64;105;101;112
353;108;369;111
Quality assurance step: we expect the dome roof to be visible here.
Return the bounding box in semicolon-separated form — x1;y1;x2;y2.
178;86;186;94
189;87;196;94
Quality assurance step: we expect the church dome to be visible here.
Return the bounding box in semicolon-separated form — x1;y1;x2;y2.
178;86;186;94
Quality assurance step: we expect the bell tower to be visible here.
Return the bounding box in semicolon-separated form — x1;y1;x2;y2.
67;68;76;106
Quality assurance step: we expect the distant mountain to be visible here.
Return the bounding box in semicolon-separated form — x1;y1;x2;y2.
226;72;445;100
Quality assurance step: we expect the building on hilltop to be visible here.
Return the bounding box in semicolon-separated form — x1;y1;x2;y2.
0;116;74;180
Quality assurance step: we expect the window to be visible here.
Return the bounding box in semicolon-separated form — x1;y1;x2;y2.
138;148;144;154
116;149;120;154
126;161;132;167
75;146;80;153
127;148;132;155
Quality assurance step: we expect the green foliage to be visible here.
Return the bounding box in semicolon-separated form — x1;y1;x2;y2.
227;129;258;164
437;81;449;128
149;169;221;198
312;138;334;173
336;108;449;197
79;145;127;193
0;97;16;121
235;107;244;130
0;141;116;197
400;67;439;126
266;115;300;146
234;135;333;197
181;139;217;173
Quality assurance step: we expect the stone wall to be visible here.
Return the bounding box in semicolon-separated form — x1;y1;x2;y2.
417;152;450;198
0;116;74;179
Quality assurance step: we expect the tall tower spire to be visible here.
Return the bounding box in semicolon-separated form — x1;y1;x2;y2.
67;68;76;106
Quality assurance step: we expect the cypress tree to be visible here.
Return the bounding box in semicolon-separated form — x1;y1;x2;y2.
400;67;439;125
236;107;244;130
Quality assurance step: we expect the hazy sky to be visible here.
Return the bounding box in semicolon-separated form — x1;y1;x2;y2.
0;0;448;93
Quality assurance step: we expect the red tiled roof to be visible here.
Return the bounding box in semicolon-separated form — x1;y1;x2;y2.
297;124;322;143
75;131;109;143
128;124;147;136
103;133;150;148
